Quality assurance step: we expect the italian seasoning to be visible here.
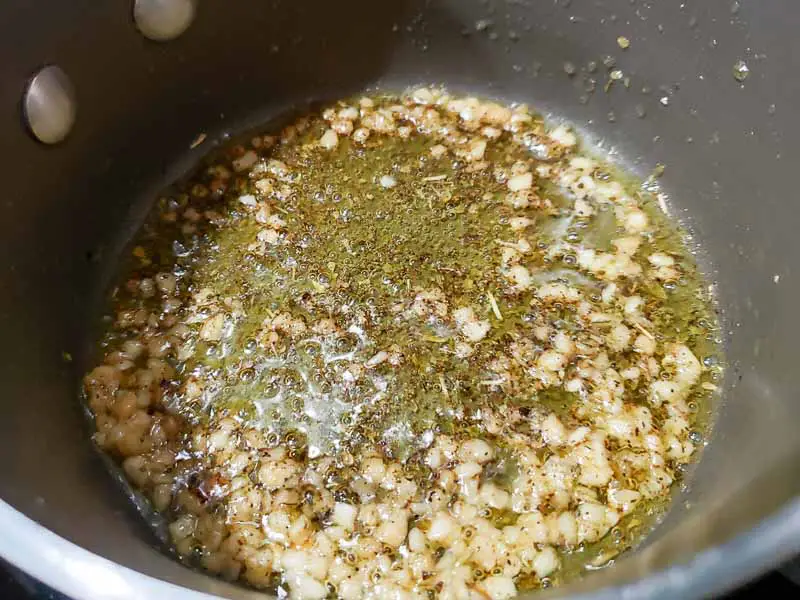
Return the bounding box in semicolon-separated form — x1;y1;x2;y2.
84;88;722;600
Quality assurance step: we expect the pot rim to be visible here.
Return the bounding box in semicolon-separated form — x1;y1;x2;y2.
2;497;799;599
0;499;216;600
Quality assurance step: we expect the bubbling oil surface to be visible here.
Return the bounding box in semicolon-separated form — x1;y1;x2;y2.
86;90;723;597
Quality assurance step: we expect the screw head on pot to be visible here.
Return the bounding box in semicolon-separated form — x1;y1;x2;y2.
23;65;76;145
134;0;196;42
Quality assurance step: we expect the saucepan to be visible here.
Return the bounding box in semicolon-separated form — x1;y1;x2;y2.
0;1;798;598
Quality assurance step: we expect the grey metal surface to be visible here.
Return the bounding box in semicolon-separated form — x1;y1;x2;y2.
0;0;798;598
23;65;76;144
134;0;196;42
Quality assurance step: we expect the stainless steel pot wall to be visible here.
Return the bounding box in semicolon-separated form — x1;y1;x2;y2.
1;1;798;598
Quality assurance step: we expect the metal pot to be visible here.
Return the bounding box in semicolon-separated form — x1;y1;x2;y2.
1;1;798;598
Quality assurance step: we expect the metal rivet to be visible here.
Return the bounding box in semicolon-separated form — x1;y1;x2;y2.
134;0;196;42
23;65;77;145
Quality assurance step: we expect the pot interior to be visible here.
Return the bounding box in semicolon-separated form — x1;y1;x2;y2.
1;1;799;598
